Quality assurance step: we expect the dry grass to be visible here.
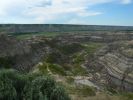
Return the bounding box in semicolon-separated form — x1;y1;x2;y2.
70;92;123;100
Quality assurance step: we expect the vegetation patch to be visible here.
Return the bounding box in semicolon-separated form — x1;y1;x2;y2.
76;85;96;96
0;57;14;69
38;62;49;74
83;42;103;55
57;43;84;55
0;69;70;100
71;64;88;76
48;64;66;76
66;77;75;84
121;92;133;100
15;32;61;39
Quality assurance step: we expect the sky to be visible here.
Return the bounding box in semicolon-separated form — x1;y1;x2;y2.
0;0;133;26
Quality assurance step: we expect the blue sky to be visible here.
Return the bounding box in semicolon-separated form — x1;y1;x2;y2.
0;0;133;26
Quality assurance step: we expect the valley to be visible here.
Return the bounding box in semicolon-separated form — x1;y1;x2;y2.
0;24;133;100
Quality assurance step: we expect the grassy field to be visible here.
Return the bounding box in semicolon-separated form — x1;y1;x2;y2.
13;32;62;39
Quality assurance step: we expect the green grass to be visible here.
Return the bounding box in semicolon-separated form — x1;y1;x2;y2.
48;64;66;76
76;85;96;96
38;62;49;74
57;43;84;55
120;92;133;100
38;62;66;76
72;52;85;64
64;84;96;97
15;32;61;39
66;77;74;84
83;42;104;55
71;64;88;76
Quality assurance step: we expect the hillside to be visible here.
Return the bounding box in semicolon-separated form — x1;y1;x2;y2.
0;25;133;100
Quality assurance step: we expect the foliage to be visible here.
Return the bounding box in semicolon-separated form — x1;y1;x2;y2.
46;52;62;63
50;86;70;100
66;77;74;84
121;92;133;100
71;64;88;76
72;53;85;64
0;57;13;68
0;69;70;100
76;85;96;96
38;62;49;74
83;42;103;55
57;43;83;55
48;64;66;76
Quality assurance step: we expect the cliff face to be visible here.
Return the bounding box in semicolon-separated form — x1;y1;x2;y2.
0;34;30;57
99;53;133;91
0;34;51;72
97;41;133;91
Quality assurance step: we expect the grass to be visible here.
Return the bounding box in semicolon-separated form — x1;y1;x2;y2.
72;53;85;64
38;62;49;74
48;64;66;76
121;92;133;100
66;77;75;84
76;85;96;96
63;83;96;97
83;42;104;56
57;43;84;55
15;32;61;39
38;61;66;76
71;64;88;76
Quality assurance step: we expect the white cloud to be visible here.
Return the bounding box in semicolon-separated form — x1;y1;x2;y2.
121;0;132;4
0;0;132;23
24;0;110;23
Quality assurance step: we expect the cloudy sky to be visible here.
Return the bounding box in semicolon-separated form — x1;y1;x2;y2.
0;0;132;26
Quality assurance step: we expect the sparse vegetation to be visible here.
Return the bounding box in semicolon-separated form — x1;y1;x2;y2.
57;43;83;55
71;64;88;76
83;42;103;55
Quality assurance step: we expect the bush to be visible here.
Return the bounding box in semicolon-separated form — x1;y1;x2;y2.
57;43;83;55
0;69;70;100
0;57;13;68
48;64;66;76
38;62;49;74
50;86;71;100
46;52;62;63
0;74;17;100
77;85;96;96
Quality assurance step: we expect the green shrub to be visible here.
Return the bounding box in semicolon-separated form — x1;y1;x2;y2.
0;69;70;100
57;43;83;55
38;62;49;74
0;74;17;100
72;64;88;76
0;57;13;68
46;52;62;63
50;86;71;100
48;64;66;76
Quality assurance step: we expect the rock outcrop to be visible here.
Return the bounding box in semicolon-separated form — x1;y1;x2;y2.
97;42;133;91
